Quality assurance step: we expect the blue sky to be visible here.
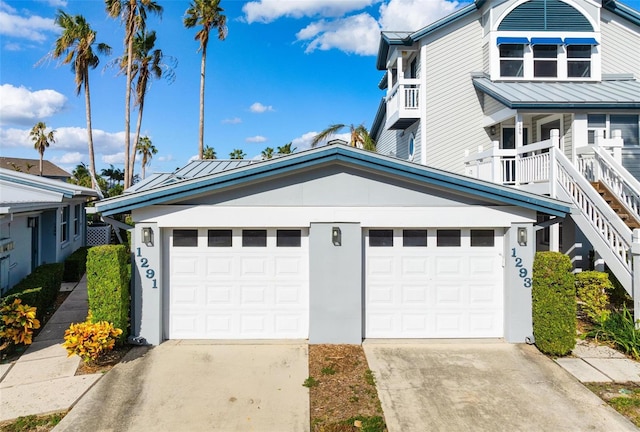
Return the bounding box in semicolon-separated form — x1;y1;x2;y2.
1;0;639;177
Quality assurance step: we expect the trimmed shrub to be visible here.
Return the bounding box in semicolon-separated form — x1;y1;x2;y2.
87;245;129;342
532;251;576;356
63;247;90;282
1;263;63;321
63;320;122;362
575;271;614;323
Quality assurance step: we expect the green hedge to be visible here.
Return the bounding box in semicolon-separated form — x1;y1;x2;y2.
1;263;64;320
575;271;613;323
532;251;576;356
87;245;130;342
63;247;90;282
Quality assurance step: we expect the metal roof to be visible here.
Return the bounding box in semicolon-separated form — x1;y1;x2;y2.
125;160;257;193
472;75;640;109
95;144;572;218
0;168;98;201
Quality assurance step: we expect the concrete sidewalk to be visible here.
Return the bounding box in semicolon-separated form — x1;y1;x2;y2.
556;339;640;382
0;276;101;422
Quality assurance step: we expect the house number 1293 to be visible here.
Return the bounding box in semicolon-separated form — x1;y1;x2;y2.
511;248;532;288
136;247;158;288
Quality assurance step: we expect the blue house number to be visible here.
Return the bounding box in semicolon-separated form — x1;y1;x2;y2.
136;248;158;288
511;248;532;288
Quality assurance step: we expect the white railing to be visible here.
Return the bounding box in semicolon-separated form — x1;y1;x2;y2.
576;138;640;223
386;80;420;124
404;86;419;109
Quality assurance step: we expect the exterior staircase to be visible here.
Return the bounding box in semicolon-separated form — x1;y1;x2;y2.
591;182;640;230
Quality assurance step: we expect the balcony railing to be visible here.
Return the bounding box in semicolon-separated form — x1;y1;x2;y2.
385;80;420;129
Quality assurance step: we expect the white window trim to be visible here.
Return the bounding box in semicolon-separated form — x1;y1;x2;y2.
536;114;564;151
408;133;415;161
489;32;601;81
60;205;70;244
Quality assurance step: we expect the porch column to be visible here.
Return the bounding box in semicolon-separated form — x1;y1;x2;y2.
514;113;523;186
549;129;561;252
632;229;640;326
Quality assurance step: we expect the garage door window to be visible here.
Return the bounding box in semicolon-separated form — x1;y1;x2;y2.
242;229;267;247
208;229;232;247
403;229;427;247
437;229;461;247
173;229;198;247
471;229;495;247
369;230;393;247
277;229;301;247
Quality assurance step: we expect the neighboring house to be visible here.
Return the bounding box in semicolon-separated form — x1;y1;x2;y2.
95;144;571;345
371;0;640;318
0;157;72;182
0;168;98;293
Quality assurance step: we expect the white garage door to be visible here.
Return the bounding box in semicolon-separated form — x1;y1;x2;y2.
365;228;503;338
168;228;309;339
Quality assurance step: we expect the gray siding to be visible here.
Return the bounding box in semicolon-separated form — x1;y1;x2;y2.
563;114;573;159
484;95;507;117
482;42;490;74
622;148;640;180
600;11;640;77
375;128;403;158
422;16;486;173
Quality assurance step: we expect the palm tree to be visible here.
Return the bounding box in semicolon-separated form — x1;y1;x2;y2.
203;145;217;159
184;0;227;159
124;30;175;182
105;0;163;189
229;149;245;159
69;163;92;188
311;124;376;151
276;142;297;155
51;11;110;189
29;122;56;176
261;147;274;160
136;135;157;178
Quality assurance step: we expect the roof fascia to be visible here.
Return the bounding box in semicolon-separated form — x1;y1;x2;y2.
0;170;98;198
604;0;640;27
410;3;479;41
97;146;570;218
370;99;387;140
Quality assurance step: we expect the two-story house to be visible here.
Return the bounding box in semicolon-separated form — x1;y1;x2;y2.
371;0;640;317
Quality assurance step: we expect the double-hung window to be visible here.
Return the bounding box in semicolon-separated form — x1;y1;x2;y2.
567;45;591;78
533;44;558;78
588;114;640;147
61;206;69;243
499;44;524;77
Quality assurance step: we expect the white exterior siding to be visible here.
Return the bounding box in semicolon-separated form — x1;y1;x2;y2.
600;10;640;77
375;128;403;158
422;18;486;173
484;95;507;118
563;114;573;160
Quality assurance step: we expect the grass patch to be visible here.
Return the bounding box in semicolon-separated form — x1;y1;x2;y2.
303;376;320;388
0;412;66;432
586;382;640;427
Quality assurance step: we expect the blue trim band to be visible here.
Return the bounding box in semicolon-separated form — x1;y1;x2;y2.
564;37;598;46
530;37;563;45
497;37;529;45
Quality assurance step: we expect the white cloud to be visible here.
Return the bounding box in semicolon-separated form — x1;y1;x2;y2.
290;130;351;151
297;13;381;55
157;155;174;162
222;117;242;124
378;0;460;32
39;0;68;7
242;0;374;24
0;7;58;42
52;151;83;165
246;135;268;143
249;102;274;113
102;152;125;164
0;84;67;126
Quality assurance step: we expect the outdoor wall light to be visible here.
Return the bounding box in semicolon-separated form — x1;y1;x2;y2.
332;227;342;246
517;227;527;246
489;126;496;136
142;227;154;247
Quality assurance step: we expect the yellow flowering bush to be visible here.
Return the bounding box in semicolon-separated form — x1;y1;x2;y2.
0;299;40;345
63;321;123;362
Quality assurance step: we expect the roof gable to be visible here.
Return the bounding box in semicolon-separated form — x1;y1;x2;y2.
95;145;571;218
0;168;98;201
498;0;593;31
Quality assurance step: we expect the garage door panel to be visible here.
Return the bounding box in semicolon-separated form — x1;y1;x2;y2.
366;228;503;339
169;228;308;339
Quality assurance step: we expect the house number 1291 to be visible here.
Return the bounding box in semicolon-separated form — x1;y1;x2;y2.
136;248;158;288
511;248;532;288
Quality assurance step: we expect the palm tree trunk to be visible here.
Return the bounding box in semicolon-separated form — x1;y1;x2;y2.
123;3;136;189
198;42;207;159
130;96;145;184
84;70;99;192
39;152;43;176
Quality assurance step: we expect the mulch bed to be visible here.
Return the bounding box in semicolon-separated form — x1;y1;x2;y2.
75;344;132;375
308;345;386;432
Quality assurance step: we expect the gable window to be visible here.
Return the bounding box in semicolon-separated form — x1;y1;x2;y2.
73;204;80;237
499;44;524;77
567;45;591;78
533;44;558;78
61;206;69;243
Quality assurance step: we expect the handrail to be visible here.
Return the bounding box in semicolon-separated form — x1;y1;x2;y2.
555;150;633;275
577;145;640;222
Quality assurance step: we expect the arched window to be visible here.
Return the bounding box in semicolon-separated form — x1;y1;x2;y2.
408;134;415;161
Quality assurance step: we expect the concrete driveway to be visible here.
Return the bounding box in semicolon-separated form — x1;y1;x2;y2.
54;341;309;432
364;341;638;432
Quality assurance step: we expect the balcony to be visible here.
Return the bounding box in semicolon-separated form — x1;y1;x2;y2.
386;80;420;130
